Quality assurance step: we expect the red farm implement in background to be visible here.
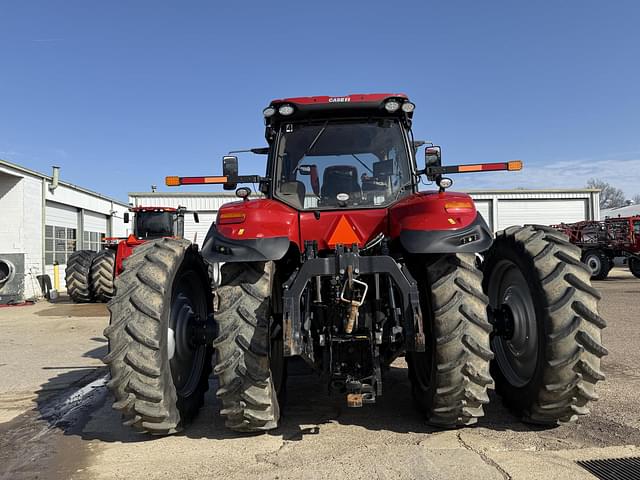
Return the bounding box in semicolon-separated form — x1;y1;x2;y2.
553;215;640;279
65;206;199;303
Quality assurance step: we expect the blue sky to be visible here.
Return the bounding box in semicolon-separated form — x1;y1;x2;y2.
1;1;639;200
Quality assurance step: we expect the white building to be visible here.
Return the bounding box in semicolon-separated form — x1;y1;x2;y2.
602;204;640;219
0;159;129;302
130;188;600;242
468;189;600;231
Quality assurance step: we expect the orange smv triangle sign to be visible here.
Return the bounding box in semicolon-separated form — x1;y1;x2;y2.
328;216;360;248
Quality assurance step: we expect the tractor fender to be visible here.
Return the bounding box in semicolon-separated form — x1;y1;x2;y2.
399;213;493;254
400;213;493;253
390;191;493;254
201;199;299;263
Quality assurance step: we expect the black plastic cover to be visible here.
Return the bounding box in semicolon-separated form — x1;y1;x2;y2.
400;214;494;254
200;225;290;263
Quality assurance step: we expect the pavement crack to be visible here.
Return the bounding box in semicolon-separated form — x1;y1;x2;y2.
456;431;512;480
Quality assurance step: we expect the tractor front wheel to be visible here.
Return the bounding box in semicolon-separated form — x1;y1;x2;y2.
103;238;213;434
407;253;494;427
66;250;98;303
484;225;606;425
214;261;282;432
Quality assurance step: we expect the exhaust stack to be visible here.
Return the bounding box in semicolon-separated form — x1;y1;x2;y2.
50;166;60;192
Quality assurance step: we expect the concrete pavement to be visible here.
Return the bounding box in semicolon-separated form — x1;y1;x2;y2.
1;268;640;479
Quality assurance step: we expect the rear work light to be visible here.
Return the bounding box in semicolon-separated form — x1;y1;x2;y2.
263;106;276;117
278;104;295;116
384;100;400;112
401;102;416;113
218;212;246;224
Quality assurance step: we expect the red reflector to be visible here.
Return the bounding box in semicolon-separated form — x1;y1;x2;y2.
176;176;229;185
180;176;206;184
480;162;508;171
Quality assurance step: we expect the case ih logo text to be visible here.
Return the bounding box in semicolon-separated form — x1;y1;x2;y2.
328;97;351;103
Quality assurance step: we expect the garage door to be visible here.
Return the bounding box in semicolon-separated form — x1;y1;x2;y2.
184;212;217;247
83;210;108;251
46;201;77;228
474;200;493;231
497;199;587;231
84;210;108;233
45;202;79;289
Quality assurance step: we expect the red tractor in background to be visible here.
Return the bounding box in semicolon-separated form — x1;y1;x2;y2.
553;216;640;279
66;206;199;303
104;93;606;436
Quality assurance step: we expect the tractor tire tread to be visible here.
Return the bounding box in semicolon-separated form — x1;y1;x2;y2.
66;250;98;303
214;261;279;432
103;238;212;435
485;224;606;425
90;249;116;303
409;253;493;428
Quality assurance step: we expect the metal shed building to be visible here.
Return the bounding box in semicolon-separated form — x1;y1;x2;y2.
0;159;129;302
129;188;600;243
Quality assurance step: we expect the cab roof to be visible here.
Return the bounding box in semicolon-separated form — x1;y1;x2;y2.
130;206;178;213
264;93;415;131
269;93;408;106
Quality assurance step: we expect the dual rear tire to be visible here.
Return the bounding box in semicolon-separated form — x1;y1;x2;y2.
66;249;116;303
104;239;213;434
408;225;606;427
65;250;97;303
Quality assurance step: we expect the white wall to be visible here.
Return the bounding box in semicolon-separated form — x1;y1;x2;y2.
1;161;130;299
0;167;44;299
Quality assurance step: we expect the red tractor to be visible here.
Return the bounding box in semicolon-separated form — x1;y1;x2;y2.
104;93;606;435
66;206;198;303
553;216;640;279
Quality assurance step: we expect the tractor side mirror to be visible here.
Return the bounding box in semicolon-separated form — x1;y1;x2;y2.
425;146;442;169
222;156;238;191
193;212;200;223
123;212;129;223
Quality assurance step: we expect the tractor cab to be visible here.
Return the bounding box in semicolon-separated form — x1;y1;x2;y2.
264;96;417;211
125;206;194;240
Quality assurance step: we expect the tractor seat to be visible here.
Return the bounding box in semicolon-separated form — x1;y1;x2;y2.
321;165;360;201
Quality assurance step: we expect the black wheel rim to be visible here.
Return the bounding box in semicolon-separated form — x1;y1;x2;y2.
488;259;538;388
585;254;601;276
168;268;207;397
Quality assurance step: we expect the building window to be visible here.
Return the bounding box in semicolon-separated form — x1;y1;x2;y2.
45;225;77;265
83;231;104;252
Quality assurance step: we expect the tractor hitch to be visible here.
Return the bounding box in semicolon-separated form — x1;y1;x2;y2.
282;245;424;357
